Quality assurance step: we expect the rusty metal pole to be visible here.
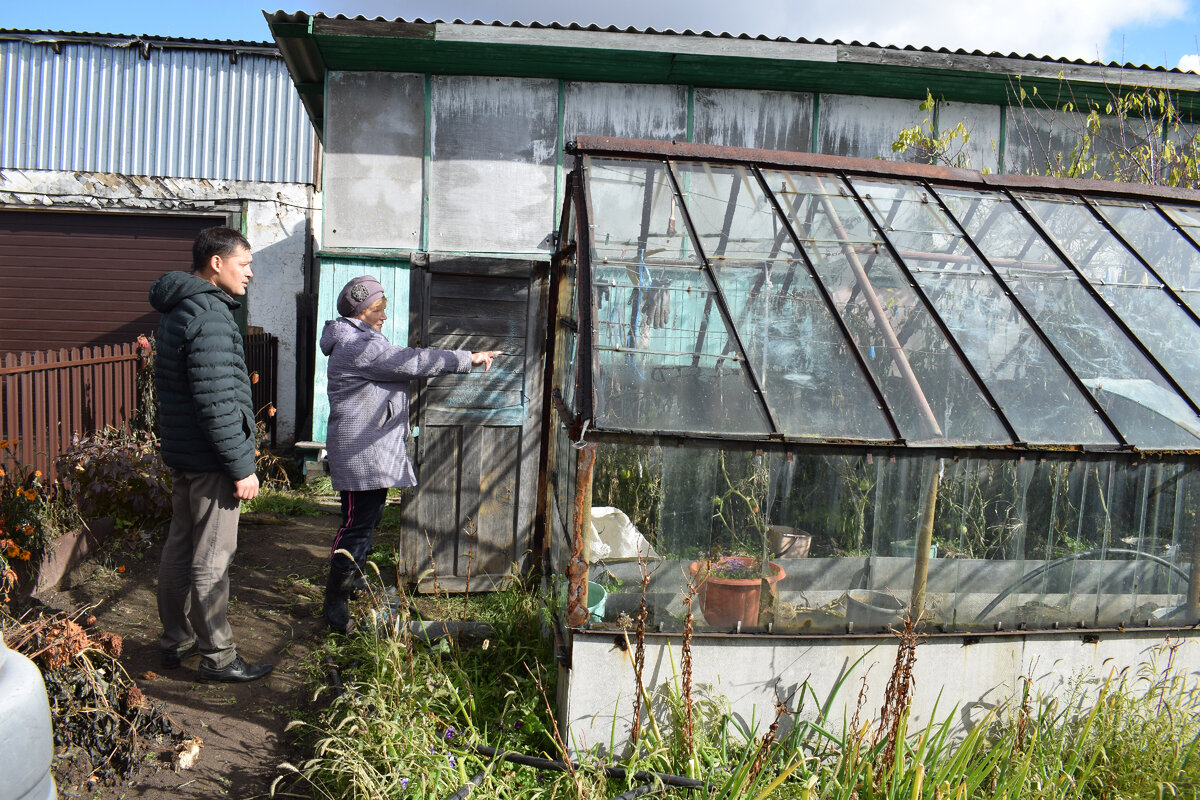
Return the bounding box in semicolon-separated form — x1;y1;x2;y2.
568;442;598;626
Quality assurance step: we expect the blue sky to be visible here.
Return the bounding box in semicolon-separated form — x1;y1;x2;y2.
6;1;1200;70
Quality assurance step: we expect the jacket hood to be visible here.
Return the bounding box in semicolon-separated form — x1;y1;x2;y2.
320;317;376;356
149;271;236;313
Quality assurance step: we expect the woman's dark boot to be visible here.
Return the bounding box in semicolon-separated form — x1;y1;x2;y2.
323;566;357;634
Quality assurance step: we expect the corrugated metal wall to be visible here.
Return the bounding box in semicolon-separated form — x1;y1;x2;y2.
0;37;314;184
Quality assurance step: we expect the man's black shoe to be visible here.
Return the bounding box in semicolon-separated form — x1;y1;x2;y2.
197;656;274;684
160;641;200;670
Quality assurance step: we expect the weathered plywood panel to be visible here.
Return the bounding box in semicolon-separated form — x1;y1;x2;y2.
429;76;559;253
564;82;687;142
324;72;424;250
938;100;1002;173
817;94;927;161
693;88;813;152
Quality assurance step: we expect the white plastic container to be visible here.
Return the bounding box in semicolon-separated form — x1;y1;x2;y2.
0;631;57;800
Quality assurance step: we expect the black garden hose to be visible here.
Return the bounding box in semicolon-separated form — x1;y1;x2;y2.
469;744;711;791
972;548;1191;623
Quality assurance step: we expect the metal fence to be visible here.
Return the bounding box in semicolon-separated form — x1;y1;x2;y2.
0;343;139;482
244;332;279;448
1;333;279;483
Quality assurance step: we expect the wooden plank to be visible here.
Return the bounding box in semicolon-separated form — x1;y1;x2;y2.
431;275;530;303
426;334;525;355
518;273;550;574
432;369;525;391
425;407;525;426
412;425;459;582
416;574;511;594
456;425;483;580
419;255;538;278
428;315;528;337
475;426;520;575
427;297;526;321
424;385;523;411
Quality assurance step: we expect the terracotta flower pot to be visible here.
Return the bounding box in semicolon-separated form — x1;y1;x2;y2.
688;560;786;627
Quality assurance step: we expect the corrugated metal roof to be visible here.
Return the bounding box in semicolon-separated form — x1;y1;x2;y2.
0;32;314;184
268;12;1194;74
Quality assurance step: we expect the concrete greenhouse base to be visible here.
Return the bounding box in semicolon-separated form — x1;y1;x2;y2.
562;627;1199;754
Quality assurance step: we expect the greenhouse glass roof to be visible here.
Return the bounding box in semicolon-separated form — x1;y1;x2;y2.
563;137;1200;453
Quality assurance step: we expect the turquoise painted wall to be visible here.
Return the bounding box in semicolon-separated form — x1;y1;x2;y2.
312;257;410;443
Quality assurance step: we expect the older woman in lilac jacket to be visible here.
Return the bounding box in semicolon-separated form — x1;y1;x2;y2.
319;275;499;633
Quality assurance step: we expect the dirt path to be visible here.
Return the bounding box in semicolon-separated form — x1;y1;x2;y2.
36;509;340;800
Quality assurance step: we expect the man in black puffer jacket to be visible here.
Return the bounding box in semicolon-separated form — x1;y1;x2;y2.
149;227;273;684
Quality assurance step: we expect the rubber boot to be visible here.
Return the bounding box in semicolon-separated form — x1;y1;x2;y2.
323;565;357;634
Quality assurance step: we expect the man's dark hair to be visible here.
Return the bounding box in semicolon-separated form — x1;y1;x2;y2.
192;227;251;272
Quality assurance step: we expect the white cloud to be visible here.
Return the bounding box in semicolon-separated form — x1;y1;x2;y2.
1177;54;1200;72
329;0;1186;62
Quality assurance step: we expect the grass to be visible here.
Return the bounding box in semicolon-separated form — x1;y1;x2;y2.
278;583;1200;800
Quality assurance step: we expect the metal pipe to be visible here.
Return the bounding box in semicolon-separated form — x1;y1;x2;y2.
756;167;903;442
568;443;597;626
811;175;943;437
470;744;711;790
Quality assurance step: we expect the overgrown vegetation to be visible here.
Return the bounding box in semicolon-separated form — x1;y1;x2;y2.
56;427;173;533
281;567;1200;800
893;81;1200;188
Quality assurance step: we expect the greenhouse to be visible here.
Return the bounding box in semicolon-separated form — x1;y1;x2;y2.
548;136;1200;646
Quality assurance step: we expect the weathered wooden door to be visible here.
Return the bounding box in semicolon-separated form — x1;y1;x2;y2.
401;255;547;590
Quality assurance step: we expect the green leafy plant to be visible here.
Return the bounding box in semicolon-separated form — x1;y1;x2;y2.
56;427;171;531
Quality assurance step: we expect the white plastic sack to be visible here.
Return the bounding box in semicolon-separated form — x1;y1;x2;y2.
588;506;658;562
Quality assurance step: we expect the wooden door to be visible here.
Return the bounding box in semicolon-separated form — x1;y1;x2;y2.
401;256;547;590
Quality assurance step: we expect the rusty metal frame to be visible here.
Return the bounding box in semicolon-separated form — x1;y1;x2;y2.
562;136;1200;456
569;136;1200;205
573;157;598;429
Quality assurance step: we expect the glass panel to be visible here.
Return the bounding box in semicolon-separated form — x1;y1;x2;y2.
1158;204;1200;315
845;178;1113;446
762;170;1008;444
941;188;1200;450
585;444;1194;635
584;157;700;268
1096;201;1200;307
1024;196;1200;409
592;263;770;434
673;163;893;440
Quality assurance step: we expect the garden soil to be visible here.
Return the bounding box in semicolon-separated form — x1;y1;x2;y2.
35;509;342;800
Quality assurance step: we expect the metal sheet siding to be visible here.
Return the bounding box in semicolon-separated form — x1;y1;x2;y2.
1;39;313;183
